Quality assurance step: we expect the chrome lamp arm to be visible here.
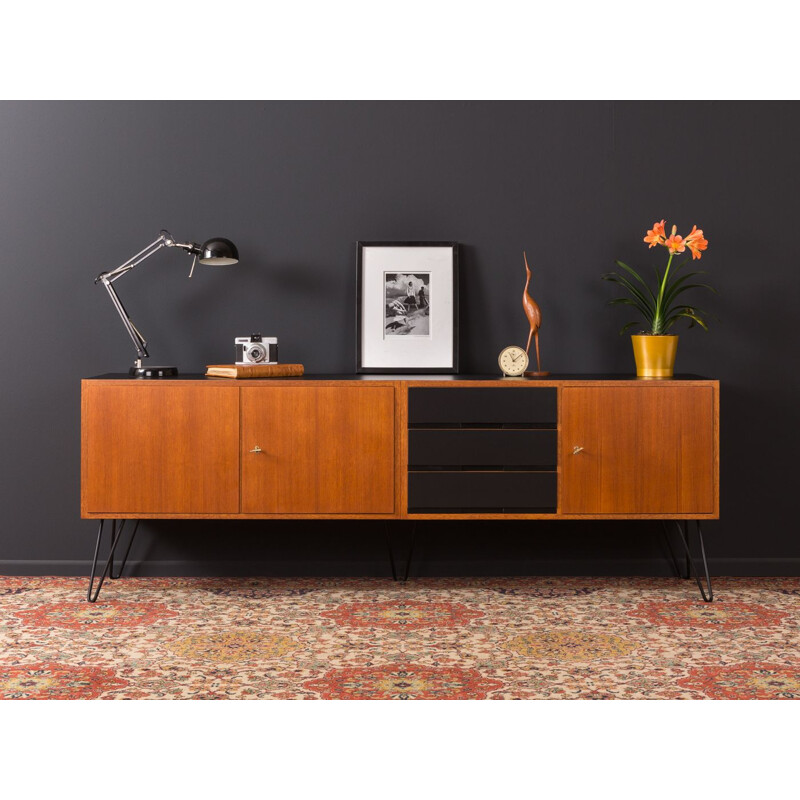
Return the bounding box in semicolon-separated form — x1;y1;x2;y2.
97;270;150;360
94;230;206;368
94;229;239;377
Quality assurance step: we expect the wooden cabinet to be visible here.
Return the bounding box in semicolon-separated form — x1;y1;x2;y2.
82;377;718;521
82;383;239;515
560;386;716;515
241;386;395;513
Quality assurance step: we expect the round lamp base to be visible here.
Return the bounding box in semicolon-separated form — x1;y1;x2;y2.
129;365;179;379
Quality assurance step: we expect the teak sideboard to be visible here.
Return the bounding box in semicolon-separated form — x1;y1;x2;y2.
81;375;719;600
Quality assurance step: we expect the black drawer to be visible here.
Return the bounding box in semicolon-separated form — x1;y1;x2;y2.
409;387;556;426
408;471;557;512
409;429;557;468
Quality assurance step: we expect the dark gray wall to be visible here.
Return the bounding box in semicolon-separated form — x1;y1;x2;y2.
1;101;798;576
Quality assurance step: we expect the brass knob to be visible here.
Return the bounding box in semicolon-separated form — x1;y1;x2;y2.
249;446;263;454
572;446;585;455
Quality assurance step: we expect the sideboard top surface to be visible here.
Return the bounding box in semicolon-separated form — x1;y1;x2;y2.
85;373;716;383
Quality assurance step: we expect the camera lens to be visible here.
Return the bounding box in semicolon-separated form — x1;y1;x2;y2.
248;345;265;362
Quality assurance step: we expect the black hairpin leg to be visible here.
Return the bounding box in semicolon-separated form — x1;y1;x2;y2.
402;522;417;582
385;522;417;582
87;519;138;602
661;521;690;580
108;520;139;580
666;519;713;602
385;522;397;581
681;520;692;579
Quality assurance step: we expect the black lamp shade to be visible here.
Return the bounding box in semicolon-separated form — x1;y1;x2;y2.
199;238;239;265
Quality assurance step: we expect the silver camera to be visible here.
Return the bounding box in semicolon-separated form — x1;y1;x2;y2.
235;334;278;365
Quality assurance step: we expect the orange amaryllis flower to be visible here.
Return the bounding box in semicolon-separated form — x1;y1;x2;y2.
664;225;685;255
664;235;685;254
643;219;666;248
684;225;708;260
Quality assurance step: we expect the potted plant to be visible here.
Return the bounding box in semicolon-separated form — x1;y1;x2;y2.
603;220;716;378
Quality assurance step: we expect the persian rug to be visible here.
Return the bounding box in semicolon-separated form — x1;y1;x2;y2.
1;576;798;699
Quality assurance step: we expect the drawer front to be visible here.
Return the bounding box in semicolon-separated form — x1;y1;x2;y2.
408;471;557;512
409;429;557;468
409;387;556;426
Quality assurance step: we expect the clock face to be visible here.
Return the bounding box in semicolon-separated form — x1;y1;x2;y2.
498;345;529;376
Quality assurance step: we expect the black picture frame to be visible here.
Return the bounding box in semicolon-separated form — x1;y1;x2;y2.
356;241;459;373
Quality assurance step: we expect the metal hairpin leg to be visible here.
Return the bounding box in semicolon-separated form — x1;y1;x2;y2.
87;519;139;602
402;522;417;582
664;519;713;602
385;522;397;581
108;519;139;580
661;520;690;580
385;522;417;582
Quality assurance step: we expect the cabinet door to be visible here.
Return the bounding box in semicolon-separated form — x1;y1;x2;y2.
83;383;240;514
315;387;395;513
561;386;715;514
240;387;317;513
241;386;395;514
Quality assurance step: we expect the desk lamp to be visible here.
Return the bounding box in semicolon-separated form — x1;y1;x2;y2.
95;229;239;377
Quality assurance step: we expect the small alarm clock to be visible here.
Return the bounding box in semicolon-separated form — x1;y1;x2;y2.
498;345;529;377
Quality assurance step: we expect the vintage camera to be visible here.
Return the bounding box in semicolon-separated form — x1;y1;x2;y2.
235;334;278;365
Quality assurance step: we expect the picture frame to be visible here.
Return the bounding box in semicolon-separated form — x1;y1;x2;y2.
356;241;459;373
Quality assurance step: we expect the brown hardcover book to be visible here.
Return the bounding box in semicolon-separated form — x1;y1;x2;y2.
205;363;305;379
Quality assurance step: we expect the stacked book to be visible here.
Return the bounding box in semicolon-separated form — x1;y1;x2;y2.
205;364;304;379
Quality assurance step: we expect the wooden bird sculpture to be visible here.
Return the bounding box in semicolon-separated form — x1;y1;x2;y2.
522;251;548;376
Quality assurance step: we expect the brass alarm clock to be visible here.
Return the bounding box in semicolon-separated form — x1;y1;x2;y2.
498;345;529;377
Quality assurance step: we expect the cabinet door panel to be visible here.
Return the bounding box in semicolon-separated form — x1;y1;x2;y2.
241;387;317;513
83;383;239;514
561;386;715;514
316;387;395;513
241;386;395;514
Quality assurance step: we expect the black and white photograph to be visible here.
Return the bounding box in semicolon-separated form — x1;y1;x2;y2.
384;272;431;336
357;242;458;372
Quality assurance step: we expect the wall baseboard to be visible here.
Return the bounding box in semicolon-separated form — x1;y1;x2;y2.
2;558;800;578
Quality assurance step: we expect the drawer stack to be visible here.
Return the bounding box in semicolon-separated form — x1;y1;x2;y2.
408;387;558;513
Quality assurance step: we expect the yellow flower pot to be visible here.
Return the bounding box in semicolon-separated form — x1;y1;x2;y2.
631;334;678;378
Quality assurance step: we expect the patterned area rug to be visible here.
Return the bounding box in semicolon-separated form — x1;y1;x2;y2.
1;576;799;699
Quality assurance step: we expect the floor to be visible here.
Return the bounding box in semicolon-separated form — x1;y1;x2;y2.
1;575;799;699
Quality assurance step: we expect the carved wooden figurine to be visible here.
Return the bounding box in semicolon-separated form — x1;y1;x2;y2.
523;251;548;377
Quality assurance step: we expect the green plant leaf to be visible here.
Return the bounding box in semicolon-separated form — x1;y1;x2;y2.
661;272;716;309
652;263;662;286
602;274;653;311
667;306;719;326
618;321;641;336
664;269;706;288
615;260;657;303
682;313;708;331
664;316;689;331
665;311;709;331
607;296;653;318
669;257;691;277
666;303;712;316
662;285;717;315
603;272;656;321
